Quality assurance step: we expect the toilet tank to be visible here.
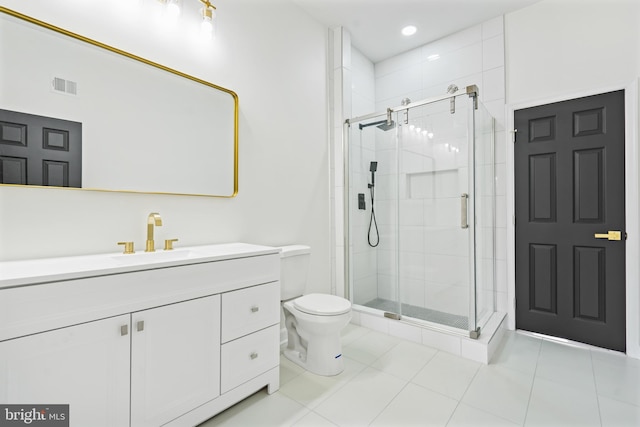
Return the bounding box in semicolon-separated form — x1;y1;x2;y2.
279;245;311;300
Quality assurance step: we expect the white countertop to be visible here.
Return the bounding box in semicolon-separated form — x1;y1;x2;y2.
0;242;280;289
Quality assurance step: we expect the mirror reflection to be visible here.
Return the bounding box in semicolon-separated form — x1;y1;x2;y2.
0;8;238;197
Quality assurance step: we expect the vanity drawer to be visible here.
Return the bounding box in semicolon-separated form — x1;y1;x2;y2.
220;325;279;394
221;282;280;343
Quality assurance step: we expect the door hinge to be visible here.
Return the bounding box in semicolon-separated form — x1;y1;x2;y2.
511;129;518;143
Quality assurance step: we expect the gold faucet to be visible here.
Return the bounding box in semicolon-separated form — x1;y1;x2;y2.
145;212;163;252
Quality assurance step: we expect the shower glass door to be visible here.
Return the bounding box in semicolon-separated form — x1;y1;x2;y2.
346;89;494;336
395;96;474;331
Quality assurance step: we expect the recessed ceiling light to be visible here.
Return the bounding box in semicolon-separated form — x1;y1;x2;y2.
401;25;417;36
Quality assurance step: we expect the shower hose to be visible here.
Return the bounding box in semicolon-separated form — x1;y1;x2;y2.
368;184;380;247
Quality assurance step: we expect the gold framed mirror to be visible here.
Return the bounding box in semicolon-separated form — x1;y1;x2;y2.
0;6;238;197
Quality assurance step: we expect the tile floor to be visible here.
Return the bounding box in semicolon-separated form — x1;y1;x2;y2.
200;324;640;426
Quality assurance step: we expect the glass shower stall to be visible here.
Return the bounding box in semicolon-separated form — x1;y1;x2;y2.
344;85;496;337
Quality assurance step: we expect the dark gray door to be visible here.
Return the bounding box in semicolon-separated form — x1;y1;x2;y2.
0;109;82;187
514;90;625;352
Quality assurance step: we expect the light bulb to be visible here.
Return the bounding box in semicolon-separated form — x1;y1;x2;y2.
166;0;181;18
200;6;216;38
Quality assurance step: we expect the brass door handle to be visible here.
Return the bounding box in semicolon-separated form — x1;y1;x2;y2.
594;231;622;241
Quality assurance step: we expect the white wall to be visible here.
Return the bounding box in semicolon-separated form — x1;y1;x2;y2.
505;0;640;356
505;0;640;103
0;0;332;294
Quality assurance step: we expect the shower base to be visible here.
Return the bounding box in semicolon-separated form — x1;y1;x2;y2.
363;298;469;330
351;304;507;364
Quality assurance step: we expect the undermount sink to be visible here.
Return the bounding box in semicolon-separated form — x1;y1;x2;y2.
111;249;196;264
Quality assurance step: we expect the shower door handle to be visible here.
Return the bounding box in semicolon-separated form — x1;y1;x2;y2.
461;193;469;229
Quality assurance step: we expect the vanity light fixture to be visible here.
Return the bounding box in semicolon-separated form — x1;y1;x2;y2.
157;0;218;37
199;0;217;38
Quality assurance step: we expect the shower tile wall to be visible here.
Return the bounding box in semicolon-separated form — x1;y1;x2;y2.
349;16;507;317
350;48;379;305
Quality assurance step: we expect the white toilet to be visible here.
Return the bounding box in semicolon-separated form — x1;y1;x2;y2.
280;245;352;376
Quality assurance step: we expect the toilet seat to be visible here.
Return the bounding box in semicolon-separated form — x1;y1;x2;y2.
293;293;351;316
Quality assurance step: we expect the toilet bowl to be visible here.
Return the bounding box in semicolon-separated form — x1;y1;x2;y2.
280;246;352;376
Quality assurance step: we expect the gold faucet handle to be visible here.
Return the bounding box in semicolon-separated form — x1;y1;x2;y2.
164;238;179;251
117;241;135;254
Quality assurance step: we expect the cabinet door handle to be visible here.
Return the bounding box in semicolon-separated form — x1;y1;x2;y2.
250;306;260;313
120;325;129;336
250;352;259;360
137;321;145;332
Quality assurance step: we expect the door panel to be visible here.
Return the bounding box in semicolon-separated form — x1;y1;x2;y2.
130;295;220;427
515;90;625;352
0;109;82;187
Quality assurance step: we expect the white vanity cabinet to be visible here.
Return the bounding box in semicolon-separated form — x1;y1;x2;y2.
0;315;131;426
220;282;281;394
0;243;281;427
130;295;221;427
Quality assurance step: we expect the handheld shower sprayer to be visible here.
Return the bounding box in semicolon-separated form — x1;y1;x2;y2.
369;161;378;188
367;161;379;247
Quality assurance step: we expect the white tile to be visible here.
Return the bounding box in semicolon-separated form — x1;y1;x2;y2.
482;16;504;40
370;383;458;426
592;349;640;406
207;324;640;427
314;367;406;426
461;338;489;364
199;389;308;426
495;227;507;260
341;29;351;70
462;364;533;425
525;376;600;427
482;66;505;102
482;100;506;131
482;35;504;71
598;395;640;427
535;339;596;391
388;321;422;344
279;357;366;409
343;329;399;365
491;330;541;376
375;64;422;103
341;323;369;346
375;48;422;78
448;403;520;427
422;25;482;61
483;35;505;71
371;340;437;381
280;355;306;385
412;351;480;399
292;411;337;427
